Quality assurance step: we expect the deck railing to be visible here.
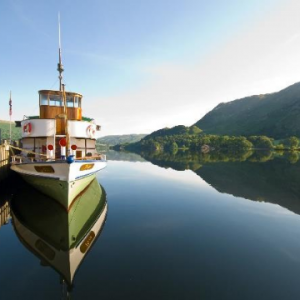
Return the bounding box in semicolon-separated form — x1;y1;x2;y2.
0;143;10;181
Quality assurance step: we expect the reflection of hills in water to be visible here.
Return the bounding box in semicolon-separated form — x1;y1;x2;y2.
106;150;147;162
10;178;107;289
141;150;300;215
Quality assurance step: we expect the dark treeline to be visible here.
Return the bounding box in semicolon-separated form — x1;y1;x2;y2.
113;125;300;153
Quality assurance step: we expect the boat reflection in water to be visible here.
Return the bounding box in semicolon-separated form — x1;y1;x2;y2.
10;178;107;297
0;199;10;230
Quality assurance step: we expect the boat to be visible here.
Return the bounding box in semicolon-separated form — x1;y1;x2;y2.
10;178;107;295
10;23;107;210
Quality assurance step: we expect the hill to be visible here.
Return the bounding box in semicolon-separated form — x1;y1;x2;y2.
0;120;21;141
194;82;300;139
97;134;147;146
144;125;202;140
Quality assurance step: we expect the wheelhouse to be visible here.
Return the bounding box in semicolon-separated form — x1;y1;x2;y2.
39;90;83;121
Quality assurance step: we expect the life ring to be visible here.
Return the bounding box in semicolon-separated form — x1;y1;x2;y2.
86;125;96;139
23;122;32;136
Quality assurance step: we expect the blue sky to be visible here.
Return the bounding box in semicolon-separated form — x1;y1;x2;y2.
1;0;298;135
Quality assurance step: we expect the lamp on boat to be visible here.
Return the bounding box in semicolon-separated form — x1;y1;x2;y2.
47;144;54;159
71;144;77;157
59;138;67;159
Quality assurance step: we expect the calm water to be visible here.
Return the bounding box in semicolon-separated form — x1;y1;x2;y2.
1;150;300;299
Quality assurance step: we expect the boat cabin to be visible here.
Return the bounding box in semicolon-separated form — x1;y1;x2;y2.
16;89;101;160
39;90;82;135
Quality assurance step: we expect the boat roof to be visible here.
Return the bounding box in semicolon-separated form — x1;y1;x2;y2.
15;116;94;126
38;90;83;97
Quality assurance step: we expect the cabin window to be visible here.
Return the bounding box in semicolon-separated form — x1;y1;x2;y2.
40;94;48;105
49;95;63;107
67;96;74;107
74;97;79;108
39;92;81;108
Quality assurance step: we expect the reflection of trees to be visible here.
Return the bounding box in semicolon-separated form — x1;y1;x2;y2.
140;150;300;215
287;151;299;164
248;150;274;162
196;158;300;215
139;149;274;172
105;150;147;162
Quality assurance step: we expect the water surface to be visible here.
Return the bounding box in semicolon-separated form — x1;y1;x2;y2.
1;151;300;299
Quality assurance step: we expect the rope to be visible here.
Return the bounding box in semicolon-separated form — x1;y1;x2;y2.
8;145;48;157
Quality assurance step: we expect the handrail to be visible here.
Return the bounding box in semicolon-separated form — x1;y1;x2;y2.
8;144;106;162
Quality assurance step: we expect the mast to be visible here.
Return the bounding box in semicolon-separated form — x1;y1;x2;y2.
9;91;12;143
57;12;64;91
62;84;69;154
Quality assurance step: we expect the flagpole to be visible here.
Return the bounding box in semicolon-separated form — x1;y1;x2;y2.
9;91;12;143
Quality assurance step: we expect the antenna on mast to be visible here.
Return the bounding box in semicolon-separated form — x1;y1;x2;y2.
57;12;64;91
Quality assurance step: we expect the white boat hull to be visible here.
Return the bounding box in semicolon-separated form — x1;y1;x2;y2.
11;159;107;210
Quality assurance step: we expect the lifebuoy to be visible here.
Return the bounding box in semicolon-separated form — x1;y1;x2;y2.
86;125;96;139
23;122;32;135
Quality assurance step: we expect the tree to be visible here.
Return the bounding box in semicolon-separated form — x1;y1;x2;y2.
189;126;202;134
248;136;274;149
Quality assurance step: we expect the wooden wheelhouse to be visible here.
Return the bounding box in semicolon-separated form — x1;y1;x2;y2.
39;90;83;135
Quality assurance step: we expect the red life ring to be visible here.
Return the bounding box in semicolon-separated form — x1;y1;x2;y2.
23;122;32;135
86;125;96;139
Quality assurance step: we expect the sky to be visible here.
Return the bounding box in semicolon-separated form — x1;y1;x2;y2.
1;0;300;136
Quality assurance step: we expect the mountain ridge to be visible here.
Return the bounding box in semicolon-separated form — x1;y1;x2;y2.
194;82;300;139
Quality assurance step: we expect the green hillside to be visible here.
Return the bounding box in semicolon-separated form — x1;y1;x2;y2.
97;134;147;146
194;82;300;139
144;125;202;140
0;120;21;141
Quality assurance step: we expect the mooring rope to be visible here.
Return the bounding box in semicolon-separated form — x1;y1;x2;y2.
8;145;48;157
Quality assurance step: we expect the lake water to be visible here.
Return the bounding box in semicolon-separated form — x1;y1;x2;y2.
1;150;300;299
